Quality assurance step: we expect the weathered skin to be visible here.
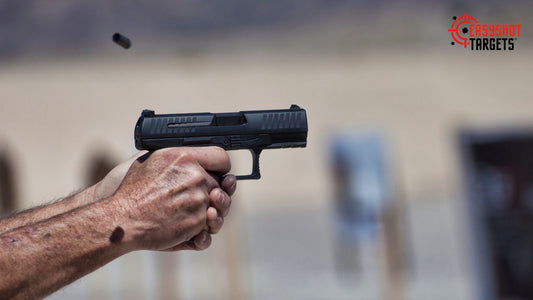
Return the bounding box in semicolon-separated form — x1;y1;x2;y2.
0;147;236;299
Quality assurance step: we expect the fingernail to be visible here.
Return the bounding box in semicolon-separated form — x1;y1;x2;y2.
201;231;208;242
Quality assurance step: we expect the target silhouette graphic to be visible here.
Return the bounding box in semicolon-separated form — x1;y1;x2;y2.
449;13;478;48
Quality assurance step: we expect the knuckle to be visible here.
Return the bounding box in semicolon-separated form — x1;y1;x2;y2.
183;189;208;210
211;188;222;203
183;166;207;187
217;192;231;212
221;192;230;208
176;148;194;162
158;147;182;161
215;193;226;210
195;212;207;226
162;147;195;166
183;212;206;234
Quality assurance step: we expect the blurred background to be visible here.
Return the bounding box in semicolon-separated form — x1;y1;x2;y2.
1;0;533;299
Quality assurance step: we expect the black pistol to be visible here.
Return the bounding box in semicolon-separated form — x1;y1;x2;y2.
134;105;308;180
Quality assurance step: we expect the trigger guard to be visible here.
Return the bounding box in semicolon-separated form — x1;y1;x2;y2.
236;148;262;180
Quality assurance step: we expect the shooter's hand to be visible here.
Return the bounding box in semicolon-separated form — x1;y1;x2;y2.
96;147;235;251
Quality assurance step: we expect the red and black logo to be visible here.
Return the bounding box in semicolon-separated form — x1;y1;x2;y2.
449;13;521;51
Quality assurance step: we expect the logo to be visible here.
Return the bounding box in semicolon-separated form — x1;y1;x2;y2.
448;13;522;51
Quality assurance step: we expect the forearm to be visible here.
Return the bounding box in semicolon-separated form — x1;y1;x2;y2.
0;195;131;299
0;186;97;233
0;147;234;299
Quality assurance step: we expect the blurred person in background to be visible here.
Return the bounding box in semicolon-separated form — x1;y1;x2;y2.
0;147;236;299
329;132;392;274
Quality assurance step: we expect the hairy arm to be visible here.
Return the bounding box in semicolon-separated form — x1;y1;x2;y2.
0;187;95;233
0;196;130;298
0;147;235;299
0;152;143;233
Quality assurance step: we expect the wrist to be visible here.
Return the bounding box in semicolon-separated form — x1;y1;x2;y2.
97;194;142;253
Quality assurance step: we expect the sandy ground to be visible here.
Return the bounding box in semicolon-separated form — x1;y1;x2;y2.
1;49;532;299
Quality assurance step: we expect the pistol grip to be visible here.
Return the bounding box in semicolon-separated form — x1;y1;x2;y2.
236;148;262;180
